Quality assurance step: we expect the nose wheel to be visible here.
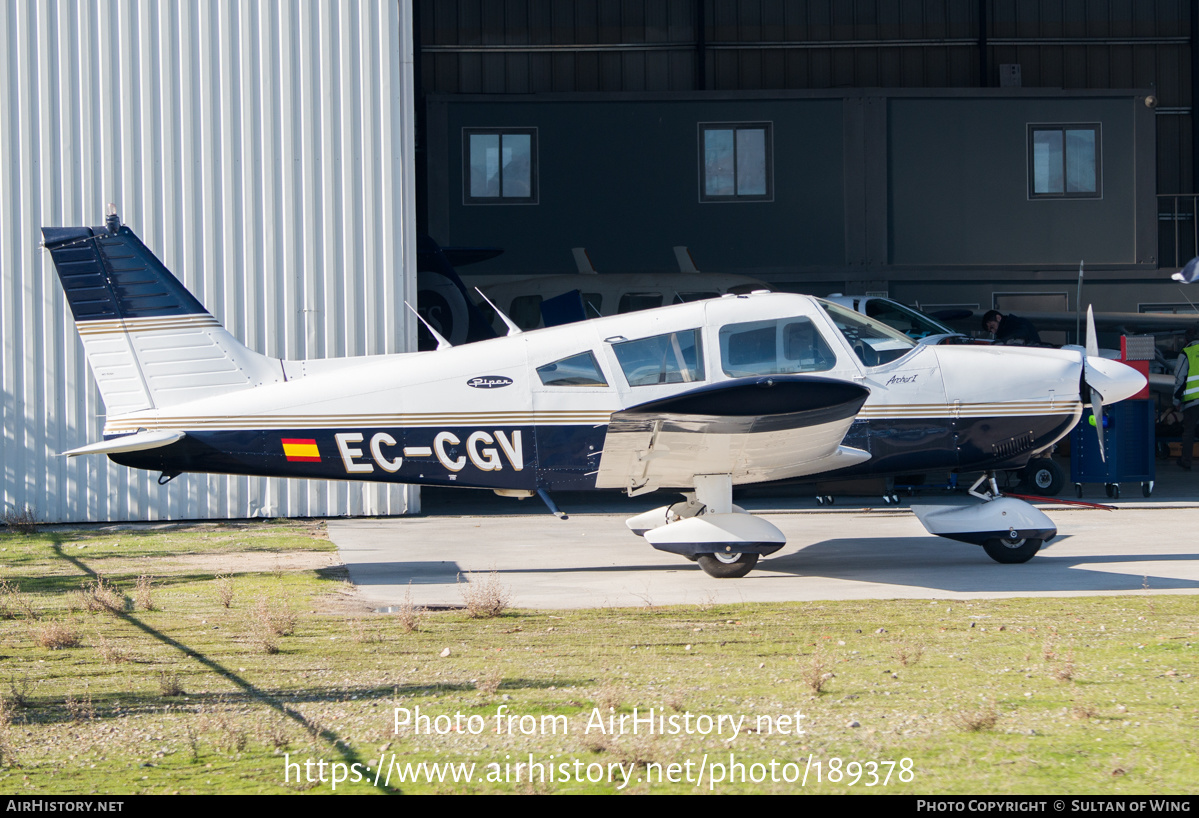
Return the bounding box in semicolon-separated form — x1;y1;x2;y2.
982;537;1042;564
696;551;759;578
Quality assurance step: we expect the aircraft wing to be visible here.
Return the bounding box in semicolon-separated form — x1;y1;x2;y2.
593;376;871;495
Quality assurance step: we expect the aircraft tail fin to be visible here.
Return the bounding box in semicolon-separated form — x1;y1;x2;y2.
42;211;283;416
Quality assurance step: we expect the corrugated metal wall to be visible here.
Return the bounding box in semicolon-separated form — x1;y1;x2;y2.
0;0;420;523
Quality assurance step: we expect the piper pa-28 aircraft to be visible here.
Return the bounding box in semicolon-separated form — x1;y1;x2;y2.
42;212;1145;578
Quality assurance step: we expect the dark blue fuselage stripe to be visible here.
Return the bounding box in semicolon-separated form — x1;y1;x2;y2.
106;413;1077;491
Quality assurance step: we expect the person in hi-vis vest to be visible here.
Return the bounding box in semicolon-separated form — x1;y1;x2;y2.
1174;327;1199;470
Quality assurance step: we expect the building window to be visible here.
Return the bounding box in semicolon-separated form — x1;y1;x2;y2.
1029;125;1101;198
464;128;537;204
699;123;773;202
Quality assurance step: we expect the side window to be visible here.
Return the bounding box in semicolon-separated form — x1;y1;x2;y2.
719;317;836;377
699;123;773;202
1028;124;1100;199
673;291;720;304
617;292;663;313
509;295;543;330
612;330;704;387
581;292;603;318
464;128;538;204
536;352;608;387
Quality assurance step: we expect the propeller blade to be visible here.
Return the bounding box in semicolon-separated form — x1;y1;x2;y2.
1085;305;1099;358
1091;390;1105;462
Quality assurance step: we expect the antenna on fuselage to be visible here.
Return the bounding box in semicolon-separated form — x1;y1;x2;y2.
1075;260;1085;344
673;246;699;273
474;287;523;336
404;302;452;350
572;247;597;274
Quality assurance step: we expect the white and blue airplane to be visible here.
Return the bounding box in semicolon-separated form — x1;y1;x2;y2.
42;211;1145;578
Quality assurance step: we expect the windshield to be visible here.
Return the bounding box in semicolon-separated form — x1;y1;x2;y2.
864;299;954;339
818;300;917;366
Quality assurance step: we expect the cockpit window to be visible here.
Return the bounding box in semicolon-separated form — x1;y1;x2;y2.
819;300;916;366
719;317;836;377
536;351;608;387
864;300;953;340
612;330;704;387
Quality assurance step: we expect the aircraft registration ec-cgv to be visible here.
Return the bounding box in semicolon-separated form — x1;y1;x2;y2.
41;210;1145;578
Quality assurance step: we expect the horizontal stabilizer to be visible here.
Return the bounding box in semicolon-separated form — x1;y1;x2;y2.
62;430;185;457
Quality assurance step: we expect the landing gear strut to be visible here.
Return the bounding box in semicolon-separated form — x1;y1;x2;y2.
625;474;784;578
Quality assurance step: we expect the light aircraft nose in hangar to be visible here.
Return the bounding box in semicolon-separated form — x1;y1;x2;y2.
42;210;1144;578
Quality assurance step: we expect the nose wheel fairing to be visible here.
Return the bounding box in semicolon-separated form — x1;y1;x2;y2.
911;496;1057;547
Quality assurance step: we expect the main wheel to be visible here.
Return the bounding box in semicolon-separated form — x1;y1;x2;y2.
1023;458;1065;496
982;537;1042;564
696;552;760;578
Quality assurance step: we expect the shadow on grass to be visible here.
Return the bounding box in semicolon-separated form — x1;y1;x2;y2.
44;536;400;793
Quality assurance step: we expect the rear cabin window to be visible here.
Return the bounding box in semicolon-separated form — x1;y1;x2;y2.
612;330;704;387
617;293;663;313
581;292;603;318
536;351;608;387
719;317;837;377
509;295;543;329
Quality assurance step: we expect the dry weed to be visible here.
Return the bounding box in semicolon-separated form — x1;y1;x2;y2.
95;634;134;664
395;583;421;633
6;676;31;710
595;679;624;711
1071;702;1099;720
158;672;184;697
458;569;512;619
955;700;1000;731
214;574;234;609
2;506;38;534
253;595;297;636
349;617;383;644
1053;651;1077;682
475;667;503;695
0;696;19;766
134;575;156;612
78;575;127;615
184;724;201;762
802;652;833;694
258;719;291;751
35;620;81;650
246;595;296;654
892;641;925;668
0;581;38;620
207;707;249;754
64;691;95;724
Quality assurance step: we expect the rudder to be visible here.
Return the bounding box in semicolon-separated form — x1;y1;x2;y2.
42;212;283;416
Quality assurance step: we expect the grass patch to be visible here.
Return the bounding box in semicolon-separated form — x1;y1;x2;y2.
0;521;1194;793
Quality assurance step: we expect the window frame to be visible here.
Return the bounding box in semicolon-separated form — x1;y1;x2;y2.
698;122;774;203
535;351;609;388
1027;123;1102;200
610;329;706;388
463;127;539;205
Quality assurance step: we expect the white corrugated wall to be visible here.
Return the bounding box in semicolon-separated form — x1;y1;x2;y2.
0;0;420;523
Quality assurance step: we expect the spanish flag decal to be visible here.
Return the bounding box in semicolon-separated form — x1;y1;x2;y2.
281;438;321;462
